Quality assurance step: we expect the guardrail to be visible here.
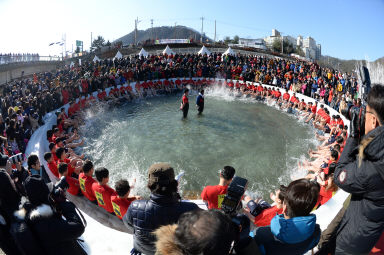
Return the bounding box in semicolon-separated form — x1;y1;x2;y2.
0;55;62;65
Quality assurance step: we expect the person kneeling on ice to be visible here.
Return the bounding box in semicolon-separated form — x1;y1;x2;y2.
123;163;199;255
252;178;320;255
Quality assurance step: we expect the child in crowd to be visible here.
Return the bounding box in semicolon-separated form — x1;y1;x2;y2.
111;179;141;220
91;167;117;214
253;178;321;255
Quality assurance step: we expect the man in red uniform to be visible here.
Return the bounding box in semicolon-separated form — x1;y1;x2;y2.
180;88;189;118
78;160;97;203
111;179;141;220
92;167;117;214
44;152;59;178
201;166;236;209
58;163;80;196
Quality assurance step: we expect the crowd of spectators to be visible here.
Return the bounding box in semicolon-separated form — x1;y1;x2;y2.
0;53;40;64
1;50;383;255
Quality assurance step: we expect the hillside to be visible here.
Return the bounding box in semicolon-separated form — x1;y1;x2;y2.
318;55;384;73
115;26;212;45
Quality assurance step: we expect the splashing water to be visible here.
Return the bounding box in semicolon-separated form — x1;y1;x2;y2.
80;86;317;200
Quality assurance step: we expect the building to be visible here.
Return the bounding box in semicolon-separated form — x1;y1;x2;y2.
297;35;303;47
316;44;322;60
264;29;321;60
237;38;268;50
303;37;316;49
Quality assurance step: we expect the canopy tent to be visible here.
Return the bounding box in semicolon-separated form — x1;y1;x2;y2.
138;48;148;57
198;45;211;55
223;47;235;56
162;45;175;55
93;55;100;62
114;51;123;60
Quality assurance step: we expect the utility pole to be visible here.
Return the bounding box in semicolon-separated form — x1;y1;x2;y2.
134;18;137;46
281;35;284;54
91;32;93;52
134;17;141;46
214;20;216;42
150;19;154;41
174;22;177;39
200;16;204;43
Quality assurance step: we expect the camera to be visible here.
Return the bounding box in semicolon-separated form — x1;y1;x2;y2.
222;176;248;216
50;176;69;204
9;153;23;164
341;104;366;138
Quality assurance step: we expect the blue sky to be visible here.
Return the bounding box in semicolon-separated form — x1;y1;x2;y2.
0;0;383;60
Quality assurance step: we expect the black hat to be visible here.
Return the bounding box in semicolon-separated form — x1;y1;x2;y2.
0;153;9;167
24;175;50;206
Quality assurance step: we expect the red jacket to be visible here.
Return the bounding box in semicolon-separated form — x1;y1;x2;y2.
79;173;96;201
92;183;117;213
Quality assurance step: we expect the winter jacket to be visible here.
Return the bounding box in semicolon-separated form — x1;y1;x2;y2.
254;214;320;255
123;193;199;255
15;201;86;255
334;126;384;254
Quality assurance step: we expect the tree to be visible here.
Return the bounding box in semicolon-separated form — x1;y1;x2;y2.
295;47;305;57
271;38;295;54
105;40;111;46
233;35;239;44
92;36;106;50
272;38;281;53
114;41;123;49
224;36;231;44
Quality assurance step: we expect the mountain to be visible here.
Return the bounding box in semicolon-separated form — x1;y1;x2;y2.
318;55;384;73
115;26;212;45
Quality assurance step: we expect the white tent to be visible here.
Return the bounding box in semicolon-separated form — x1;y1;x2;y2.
223;47;235;56
93;55;100;62
162;45;175;55
138;48;148;57
198;45;211;55
114;51;123;60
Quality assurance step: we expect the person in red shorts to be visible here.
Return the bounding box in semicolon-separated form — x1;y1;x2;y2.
92;167;117;214
78;160;97;203
201;166;236;209
111;179;141;220
44;152;59;178
58;163;80;196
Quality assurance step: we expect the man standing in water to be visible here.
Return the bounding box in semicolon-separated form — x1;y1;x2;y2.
196;89;205;115
180;88;189;118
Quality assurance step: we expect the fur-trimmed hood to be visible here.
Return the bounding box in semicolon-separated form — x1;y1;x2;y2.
155;224;183;255
15;204;54;221
358;126;384;181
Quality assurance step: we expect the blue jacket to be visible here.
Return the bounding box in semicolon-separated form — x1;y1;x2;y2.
123;193;199;255
254;214;320;255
